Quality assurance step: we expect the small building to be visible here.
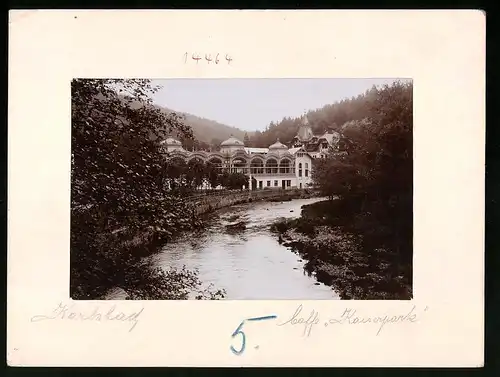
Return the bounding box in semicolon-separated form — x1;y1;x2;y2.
292;114;341;159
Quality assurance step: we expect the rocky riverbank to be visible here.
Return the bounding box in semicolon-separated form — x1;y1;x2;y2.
271;201;412;300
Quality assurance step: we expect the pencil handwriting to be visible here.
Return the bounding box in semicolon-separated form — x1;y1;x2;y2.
30;302;144;332
184;52;233;65
277;304;427;337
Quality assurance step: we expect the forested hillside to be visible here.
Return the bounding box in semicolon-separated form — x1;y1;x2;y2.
160;106;249;150
248;85;382;147
125;95;248;150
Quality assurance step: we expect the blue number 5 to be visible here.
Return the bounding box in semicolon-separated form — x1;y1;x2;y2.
230;321;246;355
230;315;277;355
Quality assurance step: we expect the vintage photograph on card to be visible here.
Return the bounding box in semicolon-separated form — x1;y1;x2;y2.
71;78;413;301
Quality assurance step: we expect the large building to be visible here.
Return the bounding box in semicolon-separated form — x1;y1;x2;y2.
161;115;340;190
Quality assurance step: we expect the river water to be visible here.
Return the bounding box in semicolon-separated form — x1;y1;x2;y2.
156;197;340;300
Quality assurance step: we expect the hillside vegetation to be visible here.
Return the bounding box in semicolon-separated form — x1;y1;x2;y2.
271;80;413;299
123;94;248;150
248;85;382;148
71;79;226;300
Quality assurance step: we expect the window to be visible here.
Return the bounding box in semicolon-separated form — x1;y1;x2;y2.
305;163;309;169
287;180;291;187
305;169;309;177
298;170;302;177
267;181;271;187
299;163;302;169
274;180;278;187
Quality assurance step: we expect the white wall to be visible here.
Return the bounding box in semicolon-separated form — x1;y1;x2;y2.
166;145;184;152
220;145;244;154
254;175;295;189
295;153;313;188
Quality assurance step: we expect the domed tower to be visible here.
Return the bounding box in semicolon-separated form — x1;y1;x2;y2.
297;114;314;142
160;137;184;153
268;138;289;156
292;113;314;147
220;135;245;155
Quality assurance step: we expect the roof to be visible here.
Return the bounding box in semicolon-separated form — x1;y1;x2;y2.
297;125;314;142
269;139;288;150
221;135;245;147
305;144;320;152
288;147;304;155
161;137;182;146
318;131;341;144
244;147;269;154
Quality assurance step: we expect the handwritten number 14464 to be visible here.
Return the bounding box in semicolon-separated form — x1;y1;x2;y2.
184;53;233;64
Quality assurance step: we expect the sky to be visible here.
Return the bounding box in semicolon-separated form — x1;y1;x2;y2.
150;78;408;132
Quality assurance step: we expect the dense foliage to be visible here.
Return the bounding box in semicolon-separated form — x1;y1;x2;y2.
163;157;250;194
312;81;413;266
271;81;413;299
247;85;384;148
71;79;225;300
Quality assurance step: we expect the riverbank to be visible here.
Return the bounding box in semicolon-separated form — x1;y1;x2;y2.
99;190;320;300
192;188;319;215
271;199;412;300
155;197;338;300
121;189;318;248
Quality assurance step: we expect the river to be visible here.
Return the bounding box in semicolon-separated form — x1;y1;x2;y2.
156;197;340;300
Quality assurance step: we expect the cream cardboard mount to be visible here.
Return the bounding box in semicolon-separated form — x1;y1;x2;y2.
7;10;485;367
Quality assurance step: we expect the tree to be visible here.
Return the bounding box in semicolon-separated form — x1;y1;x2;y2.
210;138;222;151
243;132;250;146
71;79;225;300
312;157;361;200
205;162;220;189
186;158;206;189
312;80;413;264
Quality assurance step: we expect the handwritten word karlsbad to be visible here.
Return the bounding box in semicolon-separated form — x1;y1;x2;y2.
30;302;144;332
184;52;233;64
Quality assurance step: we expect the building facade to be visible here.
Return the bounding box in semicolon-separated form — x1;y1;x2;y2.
292;114;341;159
161;115;339;190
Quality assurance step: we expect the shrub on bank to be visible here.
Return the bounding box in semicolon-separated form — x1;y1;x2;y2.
281;82;413;299
71;79;225;300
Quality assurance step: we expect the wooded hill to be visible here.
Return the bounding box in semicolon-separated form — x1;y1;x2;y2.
128;82;405;151
159;105;248;147
122;94;248;151
248;85;385;148
154;84;384;150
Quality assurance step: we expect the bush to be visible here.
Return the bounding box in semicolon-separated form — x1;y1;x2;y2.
71;79;225;300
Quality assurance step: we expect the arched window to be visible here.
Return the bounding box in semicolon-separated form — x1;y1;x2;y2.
299;163;302;169
231;157;247;174
265;158;278;174
207;157;223;171
250;158;264;175
279;159;291;174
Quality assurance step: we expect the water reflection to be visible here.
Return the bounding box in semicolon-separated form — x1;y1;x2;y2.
157;198;340;300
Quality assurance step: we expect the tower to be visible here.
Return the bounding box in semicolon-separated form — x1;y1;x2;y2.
295;113;314;145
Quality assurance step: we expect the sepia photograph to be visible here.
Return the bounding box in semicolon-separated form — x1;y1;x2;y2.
71;78;413;301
